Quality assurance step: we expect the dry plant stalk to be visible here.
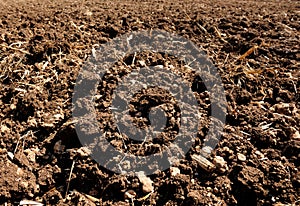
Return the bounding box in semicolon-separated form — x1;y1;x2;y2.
65;159;76;198
0;43;31;55
84;193;100;202
183;11;207;33
19;200;43;206
238;45;259;60
137;191;153;201
213;26;228;43
191;154;216;172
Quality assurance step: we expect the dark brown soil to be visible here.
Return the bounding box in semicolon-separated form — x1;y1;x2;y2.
0;0;299;205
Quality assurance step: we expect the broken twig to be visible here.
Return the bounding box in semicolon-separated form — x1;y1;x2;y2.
238;45;259;60
65;159;76;198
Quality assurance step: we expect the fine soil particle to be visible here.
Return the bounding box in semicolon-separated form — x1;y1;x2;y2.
0;0;299;205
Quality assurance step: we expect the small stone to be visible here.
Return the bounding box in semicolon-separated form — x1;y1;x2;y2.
223;146;230;152
7;151;14;160
137;171;154;193
17;168;23;176
200;146;213;157
223;146;233;154
124;190;136;200
1;124;9;133
292;131;300;139
213;156;228;173
10;104;16;110
170;167;180;176
213;156;226;168
255;151;264;159
24;149;36;163
237;153;246;161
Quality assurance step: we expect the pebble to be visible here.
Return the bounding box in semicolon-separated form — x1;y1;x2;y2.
255;150;264;159
223;146;230;152
7;151;14;160
17;168;23;176
137;171;154;193
124;190;136;200
200;146;213;157
292;131;300;139
237;153;246;161
213;156;228;173
170;167;180;176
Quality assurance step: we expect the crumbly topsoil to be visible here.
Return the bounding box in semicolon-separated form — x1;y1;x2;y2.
0;0;299;205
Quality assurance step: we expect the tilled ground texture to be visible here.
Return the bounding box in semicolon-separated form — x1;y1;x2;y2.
0;0;299;205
